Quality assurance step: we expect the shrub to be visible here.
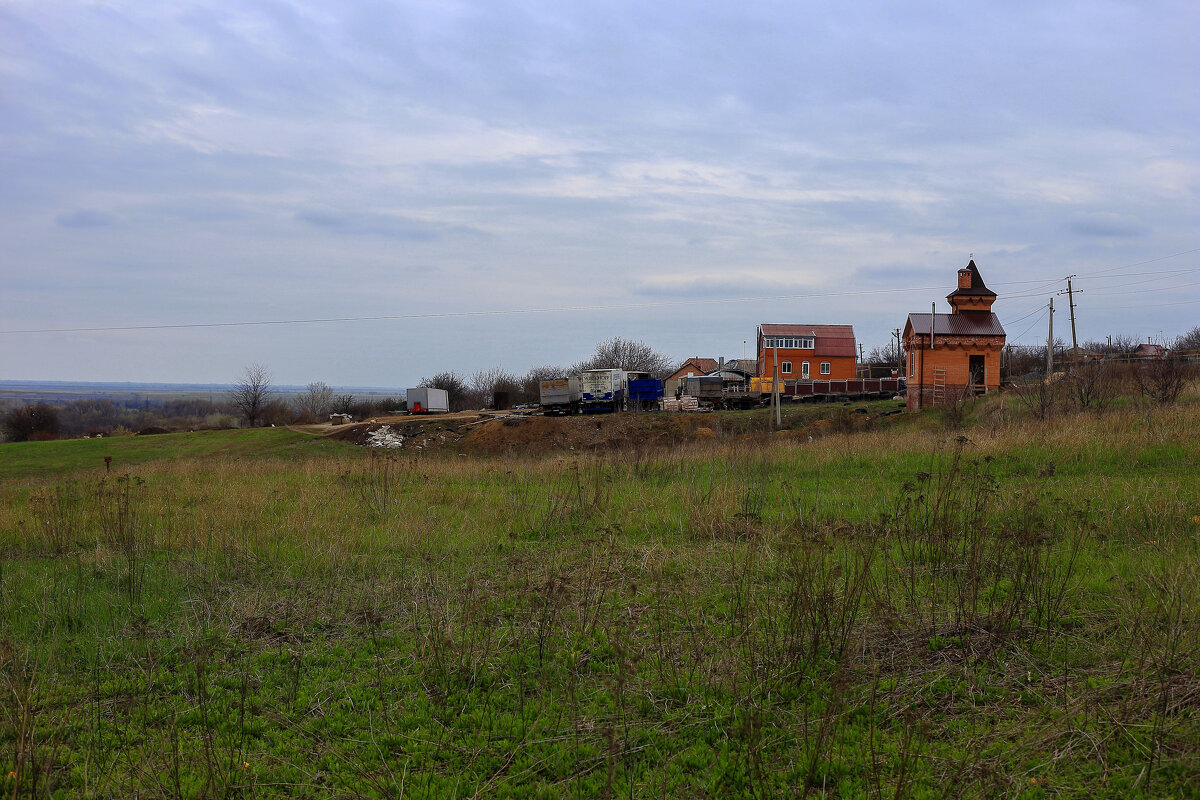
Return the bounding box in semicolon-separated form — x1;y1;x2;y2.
2;402;61;442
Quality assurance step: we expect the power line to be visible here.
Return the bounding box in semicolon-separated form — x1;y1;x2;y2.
998;301;1050;329
1009;307;1049;342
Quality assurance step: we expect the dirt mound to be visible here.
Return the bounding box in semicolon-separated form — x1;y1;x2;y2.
325;418;470;450
135;426;173;436
325;410;786;457
458;413;719;456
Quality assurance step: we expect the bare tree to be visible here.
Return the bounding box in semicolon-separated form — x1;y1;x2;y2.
1174;325;1200;354
295;381;335;422
1009;374;1061;421
1065;361;1118;412
1133;355;1194;405
230;364;273;427
468;367;519;409
571;337;674;377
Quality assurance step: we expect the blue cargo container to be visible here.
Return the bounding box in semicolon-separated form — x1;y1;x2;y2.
627;378;663;410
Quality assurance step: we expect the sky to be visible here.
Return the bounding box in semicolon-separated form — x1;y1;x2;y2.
1;0;1197;387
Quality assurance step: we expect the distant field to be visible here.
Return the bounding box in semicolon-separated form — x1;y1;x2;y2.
0;395;1197;797
0;427;357;480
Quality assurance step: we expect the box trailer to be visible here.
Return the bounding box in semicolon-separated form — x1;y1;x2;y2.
538;378;581;415
581;368;625;413
627;378;664;410
405;387;449;414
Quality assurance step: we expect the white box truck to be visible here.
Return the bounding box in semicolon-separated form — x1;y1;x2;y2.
539;378;582;415
580;368;625;413
405;387;449;414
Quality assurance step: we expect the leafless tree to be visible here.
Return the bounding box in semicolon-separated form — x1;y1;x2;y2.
1079;334;1139;356
1133;355;1194;405
230;364;273;427
1173;325;1200;354
295;381;334;422
572;337;675;377
1009;374;1062;421
467;367;519;409
1065;360;1118;412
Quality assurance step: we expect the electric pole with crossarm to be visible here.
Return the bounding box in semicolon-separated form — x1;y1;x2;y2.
1058;276;1081;354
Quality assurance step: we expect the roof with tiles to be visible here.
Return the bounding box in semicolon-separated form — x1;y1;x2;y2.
759;324;857;358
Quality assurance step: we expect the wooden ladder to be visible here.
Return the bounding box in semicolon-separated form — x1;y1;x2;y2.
933;367;947;405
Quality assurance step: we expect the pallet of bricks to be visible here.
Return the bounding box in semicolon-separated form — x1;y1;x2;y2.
660;396;699;412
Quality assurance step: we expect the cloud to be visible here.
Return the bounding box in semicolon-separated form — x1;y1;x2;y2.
294;209;442;240
1068;213;1149;239
55;209;118;228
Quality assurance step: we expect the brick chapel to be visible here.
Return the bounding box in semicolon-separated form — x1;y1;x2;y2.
902;260;1006;410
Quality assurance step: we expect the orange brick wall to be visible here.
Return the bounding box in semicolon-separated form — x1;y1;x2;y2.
904;337;1002;411
759;351;856;380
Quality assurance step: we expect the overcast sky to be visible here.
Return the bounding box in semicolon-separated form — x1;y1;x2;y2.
2;0;1197;387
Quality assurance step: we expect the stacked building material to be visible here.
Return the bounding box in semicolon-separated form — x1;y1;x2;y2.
660;397;700;412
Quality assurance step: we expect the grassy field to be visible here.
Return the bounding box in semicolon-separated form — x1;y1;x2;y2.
1;396;1197;798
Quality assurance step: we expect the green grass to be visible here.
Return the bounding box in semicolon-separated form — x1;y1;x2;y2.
0;427;356;481
1;398;1198;798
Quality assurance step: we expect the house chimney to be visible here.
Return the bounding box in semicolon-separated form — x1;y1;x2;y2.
958;269;972;289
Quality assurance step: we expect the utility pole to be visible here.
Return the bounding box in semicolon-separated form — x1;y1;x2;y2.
1047;297;1054;374
930;302;936;349
893;328;902;375
772;341;781;429
858;343;864;377
1058;276;1080;354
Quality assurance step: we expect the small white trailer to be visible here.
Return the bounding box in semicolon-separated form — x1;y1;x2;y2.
405;387;449;414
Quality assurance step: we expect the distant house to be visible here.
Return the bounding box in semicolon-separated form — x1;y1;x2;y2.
1132;342;1166;359
756;324;856;381
666;358;719;381
902;260;1006;411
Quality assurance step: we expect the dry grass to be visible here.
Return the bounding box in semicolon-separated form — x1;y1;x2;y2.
0;396;1197;797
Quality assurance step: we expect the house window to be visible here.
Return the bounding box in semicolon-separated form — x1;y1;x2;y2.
801;361;810;379
781;361;792;374
763;336;816;349
820;362;831;375
908;352;914;377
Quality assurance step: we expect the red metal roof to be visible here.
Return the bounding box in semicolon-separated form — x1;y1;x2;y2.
759;324;856;357
905;313;1006;337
